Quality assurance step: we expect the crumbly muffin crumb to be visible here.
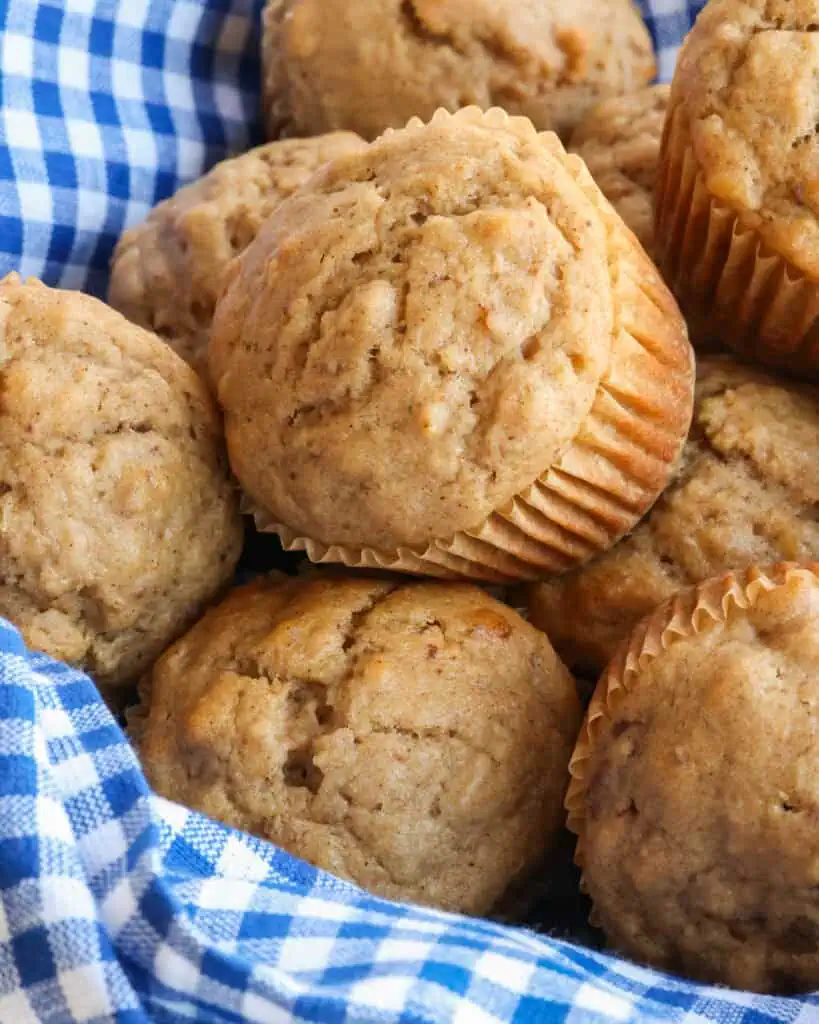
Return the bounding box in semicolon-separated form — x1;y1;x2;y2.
139;573;582;913
262;0;655;141
578;566;819;993
109;133;365;375
672;0;819;275
211;107;617;551
0;274;243;687
570;85;669;253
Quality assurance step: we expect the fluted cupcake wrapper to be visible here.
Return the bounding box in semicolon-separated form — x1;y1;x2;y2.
565;561;819;894
243;115;693;583
656;104;819;379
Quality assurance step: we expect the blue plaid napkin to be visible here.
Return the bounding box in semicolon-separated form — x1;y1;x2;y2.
1;1;818;1022
2;620;818;1023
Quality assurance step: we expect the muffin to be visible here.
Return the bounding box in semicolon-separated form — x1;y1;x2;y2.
0;275;243;689
527;357;819;675
210;107;694;583
261;0;656;142
656;0;819;378
567;563;819;993
138;573;583;914
108;133;365;377
570;85;670;255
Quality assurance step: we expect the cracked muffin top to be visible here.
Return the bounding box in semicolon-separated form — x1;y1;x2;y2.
262;0;655;141
210;107;692;560
527;357;819;675
571;564;819;993
138;572;582;914
570;85;669;253
0;274;243;689
672;0;819;275
108;133;366;377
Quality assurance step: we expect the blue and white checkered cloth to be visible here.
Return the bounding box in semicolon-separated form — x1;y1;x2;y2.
3;621;819;1023
1;2;818;1021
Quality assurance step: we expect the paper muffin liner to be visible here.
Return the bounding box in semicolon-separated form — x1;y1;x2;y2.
247;111;694;583
565;562;819;886
656;103;819;377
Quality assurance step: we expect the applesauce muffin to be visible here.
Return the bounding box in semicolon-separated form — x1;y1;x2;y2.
108;133;365;377
261;0;655;142
656;0;819;377
210;107;694;583
138;573;583;914
527;357;819;675
567;563;819;993
570;85;669;255
0;275;243;689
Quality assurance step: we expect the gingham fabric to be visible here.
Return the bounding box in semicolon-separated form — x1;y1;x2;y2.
2;621;818;1024
1;1;818;1022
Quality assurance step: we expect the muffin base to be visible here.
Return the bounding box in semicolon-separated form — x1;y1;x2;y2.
656;104;819;379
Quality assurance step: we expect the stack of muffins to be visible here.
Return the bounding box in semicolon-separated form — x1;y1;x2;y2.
1;0;817;996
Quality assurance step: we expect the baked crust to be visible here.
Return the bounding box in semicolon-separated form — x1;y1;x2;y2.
0;274;243;687
138;573;582;914
109;133;365;377
570;85;669;254
261;0;655;141
567;563;819;993
211;108;693;581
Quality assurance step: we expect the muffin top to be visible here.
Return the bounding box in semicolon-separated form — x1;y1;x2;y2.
108;133;365;376
211;107;638;551
527;357;819;674
570;85;669;253
0;275;242;687
571;564;819;993
263;0;655;141
673;0;819;275
139;573;582;913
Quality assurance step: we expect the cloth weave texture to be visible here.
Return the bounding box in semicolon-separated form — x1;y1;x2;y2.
1;1;819;1021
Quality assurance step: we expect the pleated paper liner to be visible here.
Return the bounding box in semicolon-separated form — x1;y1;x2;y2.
656;103;819;379
565;561;819;899
245;135;694;583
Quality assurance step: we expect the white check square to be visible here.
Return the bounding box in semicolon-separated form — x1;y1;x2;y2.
155;944;201;994
60;965;115;1019
58;46;90;92
474;950;536;993
2;32;34;77
218;836;272;883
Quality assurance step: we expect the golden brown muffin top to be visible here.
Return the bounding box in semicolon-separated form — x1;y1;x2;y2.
672;0;819;275
139;573;582;913
574;565;819;993
108;133;365;376
263;0;655;141
0;274;242;687
527;357;819;674
570;85;669;253
211;108;628;551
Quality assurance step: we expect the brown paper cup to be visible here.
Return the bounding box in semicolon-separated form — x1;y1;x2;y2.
565;562;819;869
656;104;819;378
248;146;694;584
